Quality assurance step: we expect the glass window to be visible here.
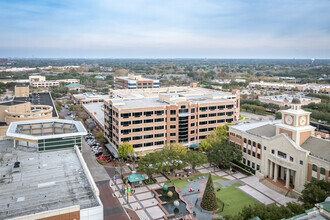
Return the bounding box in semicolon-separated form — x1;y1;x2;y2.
191;108;195;113
170;117;176;121
170;133;176;136
170;110;176;115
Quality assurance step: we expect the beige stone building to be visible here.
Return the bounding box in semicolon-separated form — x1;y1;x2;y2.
229;99;330;194
29;75;80;88
105;87;240;152
0;86;58;136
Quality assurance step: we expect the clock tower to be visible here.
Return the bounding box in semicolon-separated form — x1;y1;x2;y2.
276;98;315;146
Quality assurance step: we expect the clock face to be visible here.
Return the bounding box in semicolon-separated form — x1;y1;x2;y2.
300;116;307;126
285;115;293;125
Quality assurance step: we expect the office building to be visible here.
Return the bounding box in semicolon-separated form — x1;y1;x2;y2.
229;98;330;193
105;87;240;152
114;74;159;89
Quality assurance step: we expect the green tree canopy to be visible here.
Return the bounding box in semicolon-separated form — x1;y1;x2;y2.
160;143;187;174
199;125;228;152
299;179;330;208
118;142;134;160
185;150;208;173
137;152;163;180
207;142;242;167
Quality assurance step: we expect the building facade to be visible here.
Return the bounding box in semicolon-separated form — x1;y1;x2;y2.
258;95;321;107
249;81;330;94
29;76;80;88
114;74;160;89
105;87;240;152
229;99;330;193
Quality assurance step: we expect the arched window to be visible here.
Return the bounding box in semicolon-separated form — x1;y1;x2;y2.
312;164;318;172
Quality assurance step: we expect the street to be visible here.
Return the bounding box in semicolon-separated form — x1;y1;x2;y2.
81;138;130;220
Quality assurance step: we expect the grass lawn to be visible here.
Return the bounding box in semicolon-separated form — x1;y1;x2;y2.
216;183;259;216
239;115;250;120
164;174;228;189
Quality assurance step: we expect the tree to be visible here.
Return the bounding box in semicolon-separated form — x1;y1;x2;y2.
199;125;229;152
299;179;330;208
185;150;208;173
118;142;134;160
160;143;187;174
94;131;106;146
137;152;163;182
207;142;242;168
200;173;219;211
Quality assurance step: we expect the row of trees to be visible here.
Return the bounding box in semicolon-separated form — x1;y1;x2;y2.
240;99;280;113
136;143;208;181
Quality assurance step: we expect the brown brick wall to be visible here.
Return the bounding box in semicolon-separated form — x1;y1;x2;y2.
299;131;312;145
307;163;312;181
279;128;293;139
38;211;80;220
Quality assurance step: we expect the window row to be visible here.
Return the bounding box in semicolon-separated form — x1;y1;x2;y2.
121;118;165;126
121;133;164;142
120;126;165;134
132;141;164;148
199;105;234;112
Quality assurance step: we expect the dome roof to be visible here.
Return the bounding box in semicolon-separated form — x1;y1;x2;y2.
291;98;301;104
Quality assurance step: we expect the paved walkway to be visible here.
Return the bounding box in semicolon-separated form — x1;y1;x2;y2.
97;180;131;220
240;176;297;206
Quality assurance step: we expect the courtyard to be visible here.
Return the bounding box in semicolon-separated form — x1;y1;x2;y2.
109;163;297;219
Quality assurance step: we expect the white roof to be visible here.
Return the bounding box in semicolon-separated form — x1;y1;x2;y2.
6;119;87;140
230;120;281;132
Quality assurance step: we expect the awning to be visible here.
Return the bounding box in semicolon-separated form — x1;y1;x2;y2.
105;143;118;158
127;173;145;183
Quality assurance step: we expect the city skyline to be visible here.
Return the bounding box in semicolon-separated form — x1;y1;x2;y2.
1;0;330;58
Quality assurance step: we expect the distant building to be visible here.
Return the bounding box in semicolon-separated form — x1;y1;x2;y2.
0;121;103;219
66;83;85;92
249;81;330;94
105;87;240;152
73;92;108;105
229;99;330;194
94;75;106;80
114;74;159;89
258;95;321;107
0;86;58;136
29;76;80;88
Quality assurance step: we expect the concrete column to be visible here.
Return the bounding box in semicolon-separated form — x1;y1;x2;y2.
274;163;278;182
269;161;273;179
286;168;290;188
281;166;285;180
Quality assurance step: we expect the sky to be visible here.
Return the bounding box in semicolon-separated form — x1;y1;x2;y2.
0;0;330;59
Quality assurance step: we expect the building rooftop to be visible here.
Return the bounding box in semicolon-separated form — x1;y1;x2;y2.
301;136;330;161
0;100;26;106
65;83;84;88
83;102;105;127
246;124;277;138
73;93;108;101
110;87;237;110
231;120;281;133
6;119;87;140
13;92;58;117
0;139;100;219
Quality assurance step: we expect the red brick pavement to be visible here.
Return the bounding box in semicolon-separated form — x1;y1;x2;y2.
97;180;133;220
